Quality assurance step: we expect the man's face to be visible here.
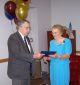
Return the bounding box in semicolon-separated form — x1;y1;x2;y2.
20;22;31;36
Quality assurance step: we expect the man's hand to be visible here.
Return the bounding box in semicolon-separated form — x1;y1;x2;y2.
33;53;44;59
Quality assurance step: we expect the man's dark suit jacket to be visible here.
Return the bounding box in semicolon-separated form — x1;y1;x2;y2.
7;31;35;79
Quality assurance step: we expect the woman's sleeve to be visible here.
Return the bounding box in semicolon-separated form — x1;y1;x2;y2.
65;39;72;55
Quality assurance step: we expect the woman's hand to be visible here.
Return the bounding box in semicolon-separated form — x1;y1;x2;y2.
49;54;58;58
49;54;61;59
60;54;70;59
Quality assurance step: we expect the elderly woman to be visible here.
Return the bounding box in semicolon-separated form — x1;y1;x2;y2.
50;24;72;85
44;24;72;85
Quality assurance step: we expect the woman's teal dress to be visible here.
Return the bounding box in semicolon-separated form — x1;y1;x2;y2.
49;38;72;85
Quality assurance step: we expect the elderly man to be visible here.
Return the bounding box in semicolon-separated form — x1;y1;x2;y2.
7;20;43;85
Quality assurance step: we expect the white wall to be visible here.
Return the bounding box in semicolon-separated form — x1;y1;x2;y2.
28;8;39;52
51;0;80;51
32;0;51;51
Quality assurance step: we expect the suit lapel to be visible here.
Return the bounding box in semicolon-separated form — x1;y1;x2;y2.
16;32;29;53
